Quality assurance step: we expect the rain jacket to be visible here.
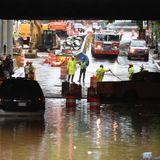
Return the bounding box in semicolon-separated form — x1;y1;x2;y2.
128;66;135;80
28;64;36;80
67;59;77;75
80;61;87;69
96;67;109;82
24;64;29;75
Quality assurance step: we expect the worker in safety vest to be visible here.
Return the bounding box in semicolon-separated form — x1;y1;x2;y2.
139;64;148;72
13;31;20;41
28;61;36;80
128;63;135;80
67;56;77;83
24;61;30;79
78;57;88;83
96;65;111;82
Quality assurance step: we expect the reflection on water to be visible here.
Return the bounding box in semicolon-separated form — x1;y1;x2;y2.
0;99;160;160
0;117;45;160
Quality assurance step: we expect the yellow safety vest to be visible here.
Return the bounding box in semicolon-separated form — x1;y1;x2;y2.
128;66;135;79
96;67;108;82
67;59;77;75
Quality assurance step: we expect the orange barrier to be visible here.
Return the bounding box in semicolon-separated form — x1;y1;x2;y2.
90;75;97;88
60;64;68;79
43;59;49;64
51;61;63;67
66;95;76;108
46;54;66;67
66;107;76;115
87;87;97;102
62;81;69;96
48;53;57;64
69;83;82;100
89;96;100;111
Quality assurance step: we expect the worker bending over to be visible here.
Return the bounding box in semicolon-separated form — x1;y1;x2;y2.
128;63;135;80
96;65;111;82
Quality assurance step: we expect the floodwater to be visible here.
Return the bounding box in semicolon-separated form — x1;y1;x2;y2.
0;99;160;160
9;42;160;160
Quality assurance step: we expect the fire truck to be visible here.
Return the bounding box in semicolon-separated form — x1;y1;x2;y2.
91;30;121;58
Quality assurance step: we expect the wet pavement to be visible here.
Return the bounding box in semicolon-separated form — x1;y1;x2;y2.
13;45;159;99
3;35;160;160
1;98;160;160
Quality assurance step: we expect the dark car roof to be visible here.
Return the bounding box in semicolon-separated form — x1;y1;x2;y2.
0;78;44;98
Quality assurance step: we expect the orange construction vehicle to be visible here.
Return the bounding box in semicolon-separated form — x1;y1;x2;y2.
29;20;60;51
20;23;30;45
48;21;68;38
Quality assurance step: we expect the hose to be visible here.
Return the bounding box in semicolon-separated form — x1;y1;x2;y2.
108;69;122;80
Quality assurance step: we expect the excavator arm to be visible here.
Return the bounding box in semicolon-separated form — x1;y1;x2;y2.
29;20;43;49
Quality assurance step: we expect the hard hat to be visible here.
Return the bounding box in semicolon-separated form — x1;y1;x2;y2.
129;63;133;66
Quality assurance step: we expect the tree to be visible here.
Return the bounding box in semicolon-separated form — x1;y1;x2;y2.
152;21;160;52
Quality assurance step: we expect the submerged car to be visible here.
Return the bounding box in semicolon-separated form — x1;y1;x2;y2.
128;39;149;61
0;78;45;112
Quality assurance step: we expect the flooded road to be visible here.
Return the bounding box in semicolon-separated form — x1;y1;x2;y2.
0;99;160;160
8;38;160;160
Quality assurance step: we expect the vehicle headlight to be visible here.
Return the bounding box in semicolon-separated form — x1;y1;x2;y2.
145;49;148;53
113;46;118;49
96;45;102;49
37;97;45;102
130;48;135;53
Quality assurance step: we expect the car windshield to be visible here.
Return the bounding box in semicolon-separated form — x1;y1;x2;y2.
95;34;120;41
0;79;44;98
130;41;146;47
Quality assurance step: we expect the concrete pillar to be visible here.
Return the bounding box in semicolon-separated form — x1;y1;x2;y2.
7;20;13;56
0;20;3;55
2;20;7;55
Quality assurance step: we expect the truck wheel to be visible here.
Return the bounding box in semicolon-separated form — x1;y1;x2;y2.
144;56;149;61
128;55;131;60
91;49;96;58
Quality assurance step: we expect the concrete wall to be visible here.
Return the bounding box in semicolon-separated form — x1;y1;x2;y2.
0;20;13;56
0;20;3;54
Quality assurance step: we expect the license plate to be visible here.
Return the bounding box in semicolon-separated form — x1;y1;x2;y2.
18;102;27;107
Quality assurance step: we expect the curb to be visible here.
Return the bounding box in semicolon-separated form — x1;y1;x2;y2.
150;49;160;71
154;60;160;71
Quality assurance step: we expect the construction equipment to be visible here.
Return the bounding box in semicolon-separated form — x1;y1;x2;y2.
48;21;68;38
29;20;60;52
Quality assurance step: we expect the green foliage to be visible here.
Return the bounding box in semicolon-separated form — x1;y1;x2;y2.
152;21;160;39
135;20;143;31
